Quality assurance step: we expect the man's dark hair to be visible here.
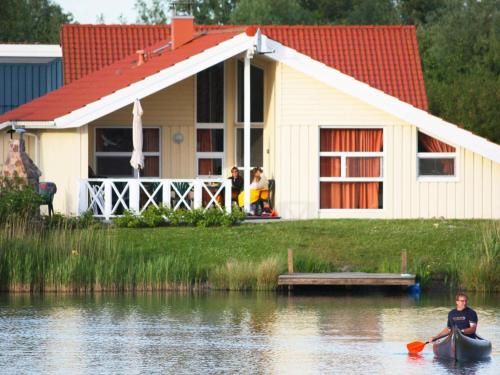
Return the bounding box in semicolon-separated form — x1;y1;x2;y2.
455;292;468;301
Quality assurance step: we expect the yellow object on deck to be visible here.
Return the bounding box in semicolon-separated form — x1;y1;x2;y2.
238;189;269;207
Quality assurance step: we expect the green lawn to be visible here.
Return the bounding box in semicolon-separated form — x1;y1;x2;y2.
113;219;482;271
1;219;498;292
111;219;499;288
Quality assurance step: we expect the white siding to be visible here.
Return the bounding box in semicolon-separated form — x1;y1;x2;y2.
275;63;500;219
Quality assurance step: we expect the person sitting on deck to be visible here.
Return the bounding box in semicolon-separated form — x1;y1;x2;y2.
228;166;244;203
430;292;478;341
238;167;269;215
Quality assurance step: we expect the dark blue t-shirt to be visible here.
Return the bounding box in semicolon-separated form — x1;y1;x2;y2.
447;307;478;335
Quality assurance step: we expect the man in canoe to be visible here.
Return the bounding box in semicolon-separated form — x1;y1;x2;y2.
431;292;478;341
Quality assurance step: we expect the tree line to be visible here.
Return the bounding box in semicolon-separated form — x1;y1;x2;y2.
1;0;498;143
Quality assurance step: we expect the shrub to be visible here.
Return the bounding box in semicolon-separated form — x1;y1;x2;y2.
0;176;43;223
113;210;144;228
142;206;164;227
112;206;245;228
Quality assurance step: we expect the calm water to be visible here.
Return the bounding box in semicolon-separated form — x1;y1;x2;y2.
0;291;498;374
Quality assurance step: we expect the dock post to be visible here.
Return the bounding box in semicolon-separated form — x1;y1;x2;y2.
287;248;294;293
401;249;407;273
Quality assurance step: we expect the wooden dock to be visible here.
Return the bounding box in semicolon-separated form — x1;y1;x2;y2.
278;248;416;287
278;272;416;286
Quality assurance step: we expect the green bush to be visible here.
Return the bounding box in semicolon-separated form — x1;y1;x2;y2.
142;205;164;227
113;210;144;228
113;206;245;228
0;176;43;223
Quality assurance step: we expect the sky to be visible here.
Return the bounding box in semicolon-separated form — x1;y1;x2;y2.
54;0;139;24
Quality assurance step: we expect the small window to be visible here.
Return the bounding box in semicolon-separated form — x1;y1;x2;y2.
95;128;160;177
235;128;263;167
237;61;264;123
417;132;456;177
197;63;224;123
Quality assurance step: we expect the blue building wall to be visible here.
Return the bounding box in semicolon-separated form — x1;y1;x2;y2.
0;58;63;114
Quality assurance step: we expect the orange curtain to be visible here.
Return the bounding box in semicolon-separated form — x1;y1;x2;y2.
199;159;214;175
143;156;159;177
419;132;455;153
419;132;455;174
320;129;383;209
320;157;341;177
197;129;213;152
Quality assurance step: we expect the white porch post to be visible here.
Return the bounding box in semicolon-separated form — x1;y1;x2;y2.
243;48;253;212
103;180;112;221
129;179;140;213
224;179;232;213
193;180;202;209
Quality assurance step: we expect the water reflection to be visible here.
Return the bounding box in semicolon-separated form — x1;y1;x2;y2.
0;292;498;374
433;357;492;375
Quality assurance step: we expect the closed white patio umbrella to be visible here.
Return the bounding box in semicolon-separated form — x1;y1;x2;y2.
130;99;144;177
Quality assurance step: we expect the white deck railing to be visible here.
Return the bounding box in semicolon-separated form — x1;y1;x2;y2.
78;178;232;220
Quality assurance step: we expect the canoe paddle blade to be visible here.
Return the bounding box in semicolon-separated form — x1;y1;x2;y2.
407;341;426;354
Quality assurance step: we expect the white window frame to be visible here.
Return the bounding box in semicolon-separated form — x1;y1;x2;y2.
94;126;161;178
195;62;226;178
234;59;265;126
234;125;264;169
318;126;385;211
416;130;459;182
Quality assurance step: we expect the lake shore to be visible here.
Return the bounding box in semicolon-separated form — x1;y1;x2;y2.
1;219;499;292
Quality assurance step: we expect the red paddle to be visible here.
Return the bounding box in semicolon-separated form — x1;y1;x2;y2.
407;333;449;354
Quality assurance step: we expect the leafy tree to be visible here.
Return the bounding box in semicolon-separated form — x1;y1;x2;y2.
135;0;169;24
230;0;314;24
396;0;448;25
346;0;399;24
135;0;237;24
0;0;73;43
419;0;500;142
299;0;354;24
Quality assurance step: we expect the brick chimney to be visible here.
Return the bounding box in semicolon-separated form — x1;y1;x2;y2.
1;137;41;187
171;15;194;50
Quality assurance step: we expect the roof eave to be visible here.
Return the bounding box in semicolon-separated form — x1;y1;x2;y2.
0;120;56;130
54;32;253;129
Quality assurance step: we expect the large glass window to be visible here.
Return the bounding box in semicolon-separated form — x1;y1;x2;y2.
237;61;264;123
95;128;160;177
196;63;225;176
319;128;384;209
197;62;224;123
417;131;456;177
236;128;263;167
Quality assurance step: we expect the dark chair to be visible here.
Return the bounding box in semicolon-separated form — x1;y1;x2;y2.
38;182;57;217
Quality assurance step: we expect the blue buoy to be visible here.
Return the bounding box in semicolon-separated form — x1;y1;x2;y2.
408;282;421;296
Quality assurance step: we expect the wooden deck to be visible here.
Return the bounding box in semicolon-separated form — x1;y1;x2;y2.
278;272;416;286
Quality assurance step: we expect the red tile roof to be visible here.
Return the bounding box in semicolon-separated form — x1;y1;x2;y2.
0;31;239;122
60;24;427;110
0;24;428;123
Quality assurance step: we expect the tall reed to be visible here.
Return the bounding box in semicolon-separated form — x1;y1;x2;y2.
210;257;281;291
458;221;500;292
0;217;207;292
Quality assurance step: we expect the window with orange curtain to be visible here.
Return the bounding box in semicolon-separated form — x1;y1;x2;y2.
417;131;456;177
196;128;224;176
319;128;383;209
